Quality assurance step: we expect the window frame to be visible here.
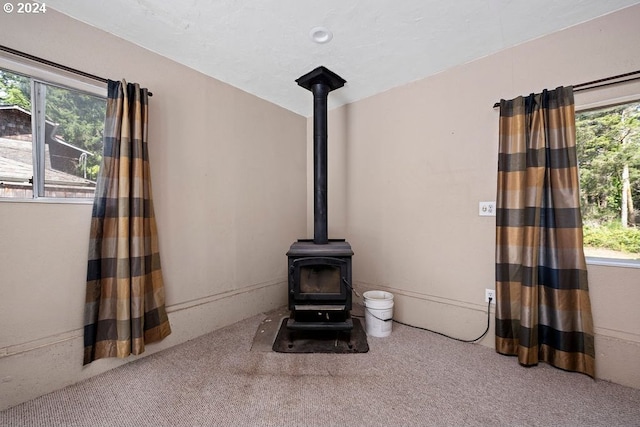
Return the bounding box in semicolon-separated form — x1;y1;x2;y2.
0;52;107;203
574;80;640;269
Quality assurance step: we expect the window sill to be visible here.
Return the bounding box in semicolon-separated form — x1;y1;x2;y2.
586;257;640;269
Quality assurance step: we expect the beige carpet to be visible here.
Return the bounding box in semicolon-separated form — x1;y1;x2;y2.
2;307;639;426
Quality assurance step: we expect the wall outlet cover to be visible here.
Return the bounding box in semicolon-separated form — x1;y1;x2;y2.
479;201;496;217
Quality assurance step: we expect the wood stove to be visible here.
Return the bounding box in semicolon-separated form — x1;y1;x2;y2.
286;66;354;331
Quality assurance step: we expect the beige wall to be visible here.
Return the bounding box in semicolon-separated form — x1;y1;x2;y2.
2;4;640;412
317;5;640;388
0;10;307;409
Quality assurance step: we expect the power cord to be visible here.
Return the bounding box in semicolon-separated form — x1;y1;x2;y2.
354;297;493;343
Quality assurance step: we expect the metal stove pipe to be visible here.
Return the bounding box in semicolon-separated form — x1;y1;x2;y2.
296;66;346;245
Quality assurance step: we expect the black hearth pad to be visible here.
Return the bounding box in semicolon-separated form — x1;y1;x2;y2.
272;318;369;353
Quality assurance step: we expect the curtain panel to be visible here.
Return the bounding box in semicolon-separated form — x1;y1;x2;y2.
84;80;171;365
495;87;595;377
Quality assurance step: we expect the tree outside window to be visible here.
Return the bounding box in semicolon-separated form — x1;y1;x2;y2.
0;67;106;199
576;101;640;260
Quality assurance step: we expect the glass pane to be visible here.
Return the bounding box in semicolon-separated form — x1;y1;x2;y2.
0;68;33;198
43;84;105;198
576;101;640;260
300;265;341;294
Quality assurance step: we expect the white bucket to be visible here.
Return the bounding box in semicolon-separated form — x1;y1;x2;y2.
363;291;394;337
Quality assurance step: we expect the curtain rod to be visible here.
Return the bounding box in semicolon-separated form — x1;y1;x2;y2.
0;44;153;97
492;69;640;108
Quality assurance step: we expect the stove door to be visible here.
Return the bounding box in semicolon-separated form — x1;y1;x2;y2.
291;257;348;304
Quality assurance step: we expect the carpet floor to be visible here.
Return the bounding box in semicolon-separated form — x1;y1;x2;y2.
1;307;639;426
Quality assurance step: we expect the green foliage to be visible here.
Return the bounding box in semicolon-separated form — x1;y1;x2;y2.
576;102;640;225
0;69;31;110
1;68;106;181
583;222;640;254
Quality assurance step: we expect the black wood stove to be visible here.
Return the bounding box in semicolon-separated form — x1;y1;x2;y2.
286;66;354;332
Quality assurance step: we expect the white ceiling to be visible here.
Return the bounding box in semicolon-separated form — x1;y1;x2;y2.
47;0;640;116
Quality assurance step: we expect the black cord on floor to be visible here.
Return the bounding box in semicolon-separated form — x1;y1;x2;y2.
354;297;493;343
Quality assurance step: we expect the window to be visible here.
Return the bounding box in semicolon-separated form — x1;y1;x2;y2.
0;60;106;200
576;100;640;262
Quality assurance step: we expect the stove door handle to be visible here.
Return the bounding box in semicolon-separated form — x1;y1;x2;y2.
342;277;360;298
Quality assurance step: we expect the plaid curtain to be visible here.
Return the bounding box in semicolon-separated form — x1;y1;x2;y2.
84;80;171;365
495;87;595;377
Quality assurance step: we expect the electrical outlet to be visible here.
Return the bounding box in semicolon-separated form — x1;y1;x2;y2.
479;201;496;216
485;289;495;303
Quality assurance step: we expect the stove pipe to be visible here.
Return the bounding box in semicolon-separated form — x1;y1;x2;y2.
296;66;346;245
